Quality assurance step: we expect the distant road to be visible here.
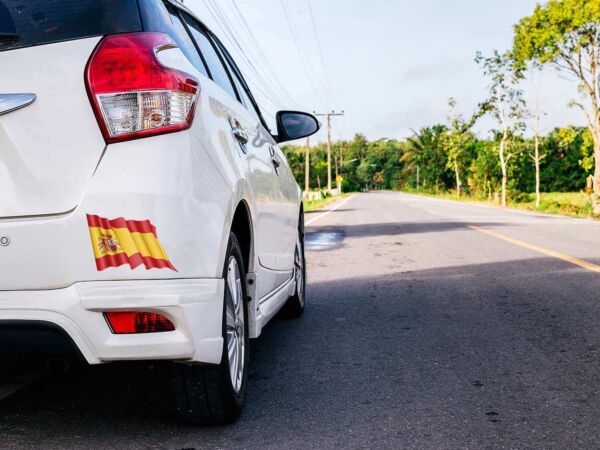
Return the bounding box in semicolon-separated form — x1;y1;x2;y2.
3;191;600;448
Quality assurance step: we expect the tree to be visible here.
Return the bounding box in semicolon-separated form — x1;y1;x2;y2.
440;98;477;198
281;125;596;205
543;126;593;191
402;125;448;192
468;140;501;199
526;69;547;208
356;158;377;190
476;50;527;207
513;0;600;212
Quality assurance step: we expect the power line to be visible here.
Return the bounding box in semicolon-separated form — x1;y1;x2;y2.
306;0;336;108
204;0;285;104
279;0;322;104
202;0;290;111
211;0;296;107
228;0;299;107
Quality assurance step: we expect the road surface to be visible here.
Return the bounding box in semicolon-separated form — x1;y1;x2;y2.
3;191;600;448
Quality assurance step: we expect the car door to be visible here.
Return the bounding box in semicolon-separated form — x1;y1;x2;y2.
213;39;298;275
179;13;291;297
211;34;299;293
268;141;301;272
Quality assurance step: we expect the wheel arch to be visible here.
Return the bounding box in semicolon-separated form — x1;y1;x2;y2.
230;200;254;275
299;201;305;235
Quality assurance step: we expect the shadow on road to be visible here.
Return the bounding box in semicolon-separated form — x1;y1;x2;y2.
310;221;510;239
2;257;600;447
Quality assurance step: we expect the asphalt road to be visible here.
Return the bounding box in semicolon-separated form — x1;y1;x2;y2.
3;191;600;448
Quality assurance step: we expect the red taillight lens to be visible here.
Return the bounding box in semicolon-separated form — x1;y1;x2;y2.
104;311;175;334
85;32;199;143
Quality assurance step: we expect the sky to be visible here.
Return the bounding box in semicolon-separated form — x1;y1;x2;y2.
185;0;585;144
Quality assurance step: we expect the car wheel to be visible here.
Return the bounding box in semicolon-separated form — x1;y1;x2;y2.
280;218;306;319
171;233;249;425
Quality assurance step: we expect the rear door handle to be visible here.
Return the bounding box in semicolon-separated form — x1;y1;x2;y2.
228;116;248;149
269;146;281;174
232;126;248;145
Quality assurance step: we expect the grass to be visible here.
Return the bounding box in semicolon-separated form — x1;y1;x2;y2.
304;193;352;212
406;189;595;219
304;189;595;218
510;192;594;217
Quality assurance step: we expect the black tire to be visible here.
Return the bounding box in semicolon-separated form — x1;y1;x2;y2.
171;233;249;425
280;213;306;319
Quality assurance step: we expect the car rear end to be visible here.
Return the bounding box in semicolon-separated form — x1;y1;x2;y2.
0;0;227;366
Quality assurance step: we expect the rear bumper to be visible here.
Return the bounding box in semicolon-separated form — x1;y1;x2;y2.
0;278;224;365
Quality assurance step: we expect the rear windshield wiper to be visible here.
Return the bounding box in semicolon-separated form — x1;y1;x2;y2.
0;32;19;43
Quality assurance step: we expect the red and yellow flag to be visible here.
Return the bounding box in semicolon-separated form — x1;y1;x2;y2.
86;214;176;271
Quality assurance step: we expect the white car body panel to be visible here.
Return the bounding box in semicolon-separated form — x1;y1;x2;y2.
0;7;304;363
0;37;105;218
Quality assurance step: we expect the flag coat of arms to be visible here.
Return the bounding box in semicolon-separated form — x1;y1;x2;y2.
86;214;176;271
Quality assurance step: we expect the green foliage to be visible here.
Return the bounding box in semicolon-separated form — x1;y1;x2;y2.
281;126;594;199
280;1;598;216
403;125;449;191
513;192;594;217
468;140;501;198
513;0;600;207
281;134;408;192
439;99;478;192
476;50;527;133
542;126;592;191
513;0;600;68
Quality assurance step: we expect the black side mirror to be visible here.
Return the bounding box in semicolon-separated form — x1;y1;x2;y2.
275;111;321;143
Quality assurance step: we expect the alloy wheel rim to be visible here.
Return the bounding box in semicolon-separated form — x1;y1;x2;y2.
225;256;245;393
295;238;305;306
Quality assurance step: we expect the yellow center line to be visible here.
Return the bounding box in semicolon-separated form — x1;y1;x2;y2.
468;225;600;273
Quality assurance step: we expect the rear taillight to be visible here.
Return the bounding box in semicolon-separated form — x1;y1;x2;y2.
85;32;199;143
104;311;176;334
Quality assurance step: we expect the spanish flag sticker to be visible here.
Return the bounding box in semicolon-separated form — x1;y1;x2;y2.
86;214;176;271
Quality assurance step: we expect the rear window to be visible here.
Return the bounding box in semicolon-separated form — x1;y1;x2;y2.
0;0;142;52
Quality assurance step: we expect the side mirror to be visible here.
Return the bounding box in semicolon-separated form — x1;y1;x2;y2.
275;111;321;143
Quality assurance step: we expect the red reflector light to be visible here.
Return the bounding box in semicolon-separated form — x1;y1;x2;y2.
104;311;175;334
85;32;199;143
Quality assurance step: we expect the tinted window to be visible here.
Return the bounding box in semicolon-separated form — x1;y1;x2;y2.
181;13;238;100
163;6;208;77
218;46;256;114
0;0;141;52
232;67;257;115
215;38;268;127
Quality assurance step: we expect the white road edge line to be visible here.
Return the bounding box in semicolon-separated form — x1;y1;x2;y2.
305;195;356;226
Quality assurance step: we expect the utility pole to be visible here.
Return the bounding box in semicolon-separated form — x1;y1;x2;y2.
334;149;339;179
314;110;344;193
304;136;310;198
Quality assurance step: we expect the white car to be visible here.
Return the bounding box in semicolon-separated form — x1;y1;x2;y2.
0;0;320;424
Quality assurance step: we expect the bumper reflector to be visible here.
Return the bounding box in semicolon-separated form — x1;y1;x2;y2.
104;311;175;334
